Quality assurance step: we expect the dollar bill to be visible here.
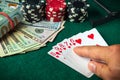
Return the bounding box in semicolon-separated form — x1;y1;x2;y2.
2;35;15;53
5;35;23;55
16;25;57;43
0;39;9;57
49;26;65;42
24;44;46;52
0;34;22;57
24;27;64;52
0;21;65;57
11;30;41;53
21;21;62;30
5;0;24;4
15;22;64;52
0;3;23;38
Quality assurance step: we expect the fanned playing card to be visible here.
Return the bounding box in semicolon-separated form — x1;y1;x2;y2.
48;28;108;78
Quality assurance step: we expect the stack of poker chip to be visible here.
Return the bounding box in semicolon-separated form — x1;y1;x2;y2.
21;0;46;23
46;0;67;22
67;0;90;23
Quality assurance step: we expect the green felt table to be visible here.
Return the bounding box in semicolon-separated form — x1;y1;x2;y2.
0;0;120;80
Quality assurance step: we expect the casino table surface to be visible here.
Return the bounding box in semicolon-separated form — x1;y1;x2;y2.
0;0;120;80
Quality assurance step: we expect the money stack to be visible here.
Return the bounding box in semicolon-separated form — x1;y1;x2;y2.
0;21;65;57
4;0;24;4
0;1;23;38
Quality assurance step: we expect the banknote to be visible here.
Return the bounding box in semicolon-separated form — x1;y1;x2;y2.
11;30;40;53
25;26;64;52
5;0;24;4
49;26;65;42
0;21;65;57
15;22;65;52
0;2;23;38
16;24;59;43
5;35;23;54
21;21;63;30
0;39;9;57
0;34;22;57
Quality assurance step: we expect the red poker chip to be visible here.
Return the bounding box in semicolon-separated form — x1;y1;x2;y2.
46;9;66;14
46;0;53;4
46;12;65;16
46;7;66;14
46;0;66;22
46;0;66;12
46;14;64;18
46;0;65;4
46;12;65;17
46;15;64;22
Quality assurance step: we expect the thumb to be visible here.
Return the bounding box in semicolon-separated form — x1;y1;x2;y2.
88;61;110;79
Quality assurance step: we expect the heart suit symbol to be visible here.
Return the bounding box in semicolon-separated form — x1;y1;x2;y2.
88;34;94;39
75;39;82;44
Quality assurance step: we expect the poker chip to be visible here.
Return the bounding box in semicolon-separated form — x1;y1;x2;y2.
21;0;89;23
21;0;46;23
25;0;40;5
67;0;89;22
46;0;67;22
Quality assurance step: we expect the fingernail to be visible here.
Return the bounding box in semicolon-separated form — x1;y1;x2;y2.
88;62;96;73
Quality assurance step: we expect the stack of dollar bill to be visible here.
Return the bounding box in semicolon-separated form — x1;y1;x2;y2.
0;1;23;38
1;0;24;4
0;21;65;57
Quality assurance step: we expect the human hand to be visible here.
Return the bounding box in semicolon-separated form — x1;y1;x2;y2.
74;45;120;80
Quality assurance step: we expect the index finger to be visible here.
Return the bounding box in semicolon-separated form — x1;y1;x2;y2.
73;46;110;63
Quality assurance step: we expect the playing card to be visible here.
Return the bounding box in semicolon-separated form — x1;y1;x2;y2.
48;28;108;78
64;48;93;78
62;33;94;78
83;28;108;46
52;39;69;53
48;49;75;69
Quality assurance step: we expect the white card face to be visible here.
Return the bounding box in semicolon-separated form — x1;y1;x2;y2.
48;49;64;61
48;49;75;69
48;49;68;66
53;39;68;53
66;48;94;78
48;28;108;78
83;28;108;46
62;33;94;78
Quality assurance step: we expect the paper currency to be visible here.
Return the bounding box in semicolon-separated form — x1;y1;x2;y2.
5;0;24;4
0;21;65;57
0;2;23;38
9;30;40;53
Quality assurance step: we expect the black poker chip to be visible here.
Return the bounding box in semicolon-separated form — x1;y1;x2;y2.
21;0;46;23
25;0;40;5
67;0;89;22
